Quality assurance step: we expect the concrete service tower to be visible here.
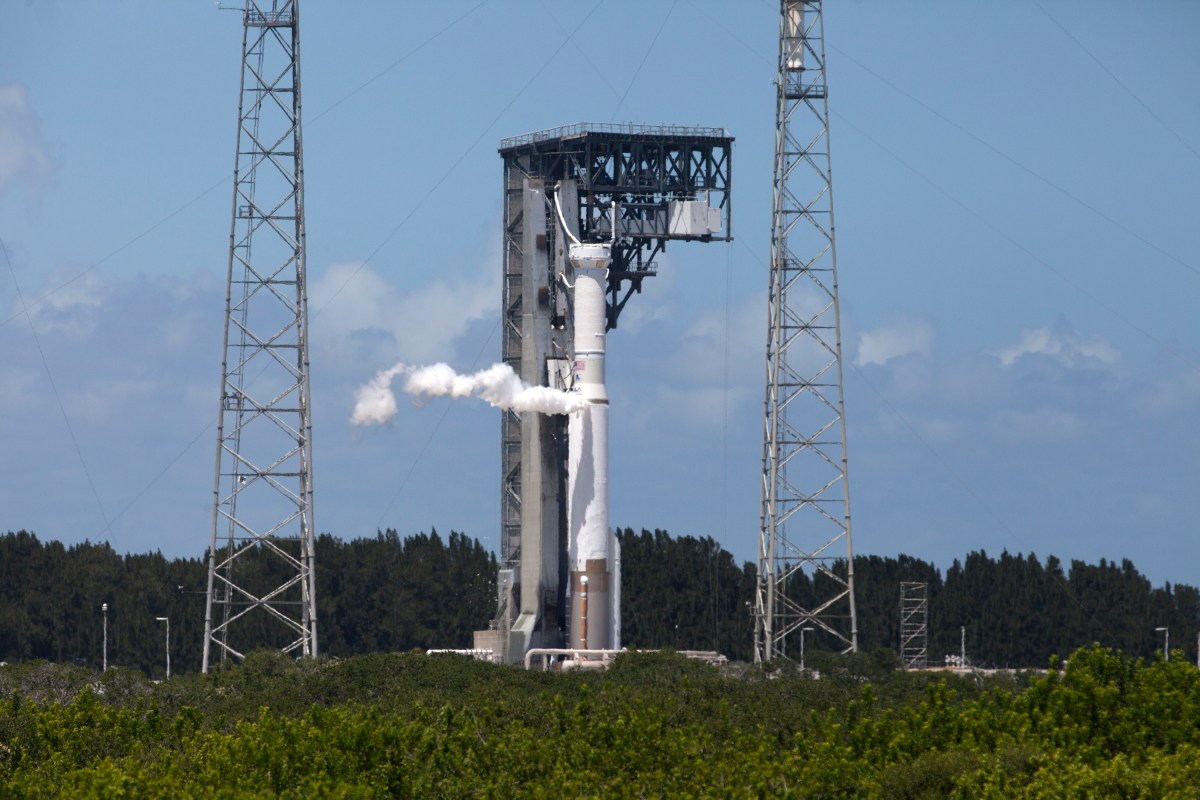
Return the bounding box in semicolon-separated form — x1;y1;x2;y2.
482;124;733;665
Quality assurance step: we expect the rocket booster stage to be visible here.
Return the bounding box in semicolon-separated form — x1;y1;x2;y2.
564;239;619;651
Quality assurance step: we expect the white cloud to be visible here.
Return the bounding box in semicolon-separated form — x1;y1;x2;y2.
993;326;1119;369
656;292;763;387
66;377;160;424
1146;363;1200;416
0;83;53;195
989;406;1086;443
854;320;934;367
309;256;498;367
642;382;759;431
614;254;679;334
15;271;107;337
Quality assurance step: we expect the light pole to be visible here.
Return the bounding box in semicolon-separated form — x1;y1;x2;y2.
1155;626;1169;662
155;616;170;679
101;603;108;672
800;627;815;671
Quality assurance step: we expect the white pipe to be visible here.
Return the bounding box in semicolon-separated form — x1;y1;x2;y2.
524;647;626;671
521;648;727;671
610;532;621;650
580;576;589;649
554;190;582;247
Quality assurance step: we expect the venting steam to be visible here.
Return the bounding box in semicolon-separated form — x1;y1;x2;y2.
351;362;585;426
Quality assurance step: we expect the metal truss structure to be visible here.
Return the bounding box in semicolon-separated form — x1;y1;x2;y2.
487;123;732;662
900;582;929;669
203;0;316;672
755;0;858;662
500;123;732;332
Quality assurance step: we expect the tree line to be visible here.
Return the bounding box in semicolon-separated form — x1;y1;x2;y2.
0;529;495;676
2;528;1196;672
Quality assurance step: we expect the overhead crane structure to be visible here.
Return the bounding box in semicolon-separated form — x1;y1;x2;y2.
478;123;733;664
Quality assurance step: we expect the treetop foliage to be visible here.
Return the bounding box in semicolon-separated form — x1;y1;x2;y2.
3;646;1200;796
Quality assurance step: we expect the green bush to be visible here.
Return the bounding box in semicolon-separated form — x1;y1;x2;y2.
2;645;1200;796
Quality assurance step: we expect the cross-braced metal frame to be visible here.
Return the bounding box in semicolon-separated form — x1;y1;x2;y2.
203;0;316;672
755;0;857;662
900;582;929;669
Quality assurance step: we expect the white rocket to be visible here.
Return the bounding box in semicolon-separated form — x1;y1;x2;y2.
557;190;620;651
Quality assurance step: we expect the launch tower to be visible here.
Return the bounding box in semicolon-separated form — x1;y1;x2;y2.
203;0;317;671
755;0;858;661
483;123;733;663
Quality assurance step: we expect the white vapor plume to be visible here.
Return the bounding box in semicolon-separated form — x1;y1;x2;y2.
351;362;585;426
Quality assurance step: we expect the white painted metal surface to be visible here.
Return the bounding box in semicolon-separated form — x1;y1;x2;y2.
566;247;612;650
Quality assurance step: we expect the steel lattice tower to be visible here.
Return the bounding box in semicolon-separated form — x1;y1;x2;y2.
755;0;857;662
203;0;316;672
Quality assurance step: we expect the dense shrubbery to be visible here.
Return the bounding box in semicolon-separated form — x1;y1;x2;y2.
3;646;1200;796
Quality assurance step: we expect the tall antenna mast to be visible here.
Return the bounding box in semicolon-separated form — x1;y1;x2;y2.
203;0;316;672
755;0;857;662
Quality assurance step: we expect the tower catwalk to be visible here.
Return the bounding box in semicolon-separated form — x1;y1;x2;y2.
203;0;316;672
755;0;857;662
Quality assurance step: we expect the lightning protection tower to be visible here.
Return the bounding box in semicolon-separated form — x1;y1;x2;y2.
203;0;317;672
755;0;858;662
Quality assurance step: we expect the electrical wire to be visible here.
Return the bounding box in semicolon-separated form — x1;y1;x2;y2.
693;0;1199;283
836;112;1199;375
374;318;502;530
537;0;624;105
311;0;606;321
308;0;491;127
690;0;1195;369
609;0;680;122
1;177;228;328
53;0;601;547
829;44;1199;282
362;1;608;527
1031;0;1200;165
2;1;493;330
3;3;501;548
2;235;114;539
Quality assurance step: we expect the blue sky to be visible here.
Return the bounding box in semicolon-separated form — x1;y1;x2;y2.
2;1;1197;588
